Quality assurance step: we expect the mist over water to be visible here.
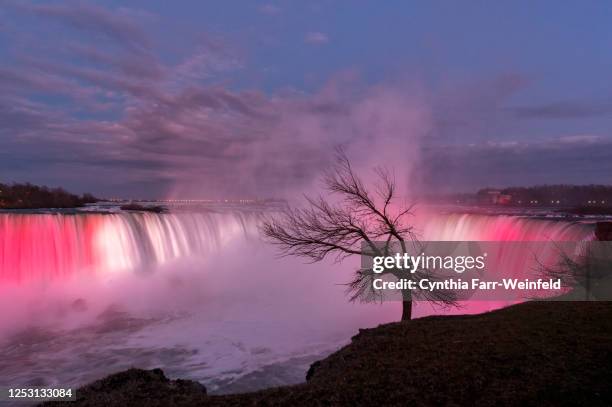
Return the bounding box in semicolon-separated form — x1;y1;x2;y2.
0;209;595;392
0;210;399;393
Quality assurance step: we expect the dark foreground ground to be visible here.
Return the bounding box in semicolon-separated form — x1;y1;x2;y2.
43;301;612;407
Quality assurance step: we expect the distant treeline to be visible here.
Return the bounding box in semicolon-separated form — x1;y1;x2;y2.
0;182;97;209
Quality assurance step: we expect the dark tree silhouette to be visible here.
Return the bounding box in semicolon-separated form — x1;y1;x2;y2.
539;224;612;301
261;149;456;321
0;182;97;209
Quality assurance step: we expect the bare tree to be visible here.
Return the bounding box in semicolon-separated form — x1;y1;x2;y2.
261;148;456;321
538;235;612;301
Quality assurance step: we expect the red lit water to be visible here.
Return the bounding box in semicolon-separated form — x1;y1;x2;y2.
0;212;593;282
0;210;595;392
0;212;259;282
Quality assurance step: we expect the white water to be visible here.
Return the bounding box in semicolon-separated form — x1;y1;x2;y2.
418;212;593;242
0;209;595;393
0;212;261;281
0;210;397;393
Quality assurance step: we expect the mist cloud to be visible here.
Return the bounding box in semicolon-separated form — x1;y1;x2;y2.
1;2;611;198
0;3;430;199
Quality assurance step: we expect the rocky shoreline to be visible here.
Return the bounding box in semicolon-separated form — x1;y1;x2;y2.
42;301;612;406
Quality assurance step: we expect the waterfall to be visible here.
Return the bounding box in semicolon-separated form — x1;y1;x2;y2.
412;213;597;315
0;212;261;282
0;209;601;389
0;211;595;282
419;213;593;241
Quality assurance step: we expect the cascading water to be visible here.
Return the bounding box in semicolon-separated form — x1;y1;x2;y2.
0;212;261;281
419;213;594;241
0;209;598;393
0;211;595;282
414;212;596;316
0;208;398;393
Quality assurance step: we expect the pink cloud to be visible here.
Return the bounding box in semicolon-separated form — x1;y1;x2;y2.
259;4;281;15
305;32;329;45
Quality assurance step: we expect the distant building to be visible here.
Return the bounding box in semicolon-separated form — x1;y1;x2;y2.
497;194;512;205
478;190;500;204
477;190;512;205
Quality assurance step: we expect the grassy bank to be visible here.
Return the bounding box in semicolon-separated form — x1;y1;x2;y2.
43;301;612;406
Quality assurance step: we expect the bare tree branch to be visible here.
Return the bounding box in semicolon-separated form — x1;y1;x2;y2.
260;147;456;319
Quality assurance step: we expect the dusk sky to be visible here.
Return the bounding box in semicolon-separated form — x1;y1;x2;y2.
1;1;612;198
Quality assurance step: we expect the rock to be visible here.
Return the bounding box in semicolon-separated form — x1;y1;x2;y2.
305;360;321;381
41;368;206;407
42;302;612;406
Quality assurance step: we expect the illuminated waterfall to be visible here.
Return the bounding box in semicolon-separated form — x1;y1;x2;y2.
0;211;595;283
419;213;593;241
0;212;261;282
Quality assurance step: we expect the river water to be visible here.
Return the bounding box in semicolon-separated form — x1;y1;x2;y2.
0;206;595;393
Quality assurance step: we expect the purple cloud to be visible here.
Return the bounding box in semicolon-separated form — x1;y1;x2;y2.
420;136;612;193
18;2;151;51
259;4;281;15
0;4;431;199
305;32;329;45
508;100;612;119
2;3;609;200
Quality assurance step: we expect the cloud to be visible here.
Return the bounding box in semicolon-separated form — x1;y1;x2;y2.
0;4;431;199
119;81;431;199
0;75;431;198
18;2;151;51
429;73;530;145
305;32;329;45
66;43;164;80
258;4;281;15
508;100;612;119
3;3;610;199
420;136;612;192
558;134;603;144
171;37;243;87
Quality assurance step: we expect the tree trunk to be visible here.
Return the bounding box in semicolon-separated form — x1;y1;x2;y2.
401;300;412;321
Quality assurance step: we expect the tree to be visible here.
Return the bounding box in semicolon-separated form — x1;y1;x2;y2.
261;149;456;321
538;226;612;301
